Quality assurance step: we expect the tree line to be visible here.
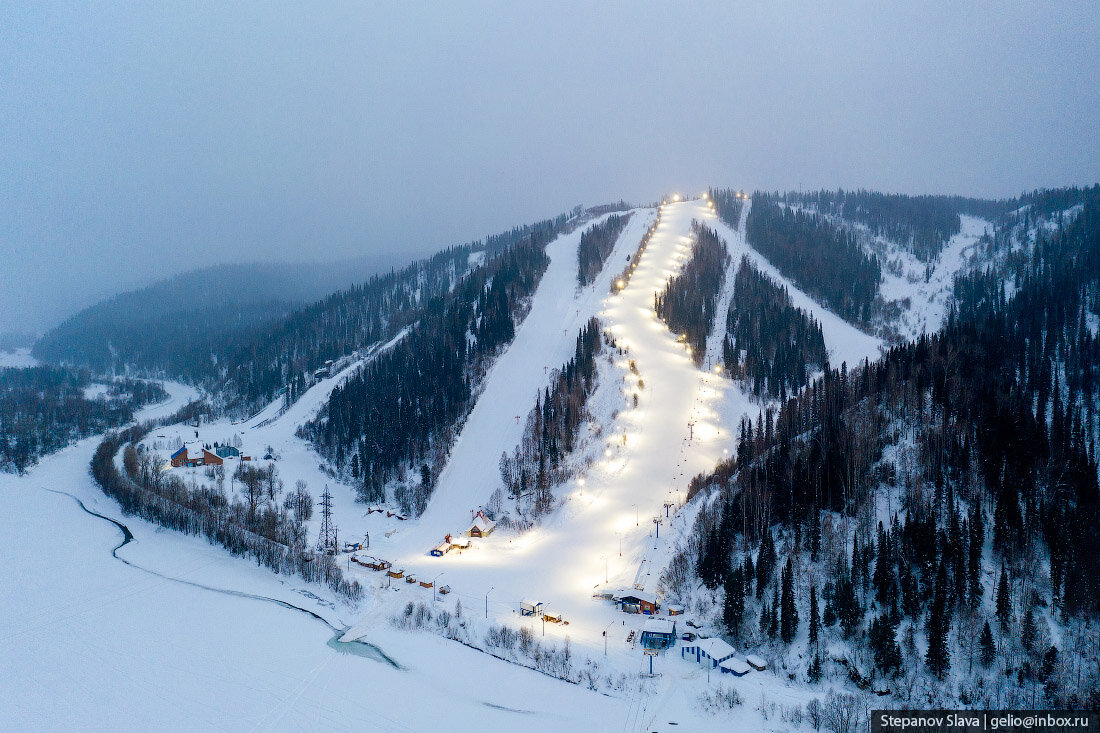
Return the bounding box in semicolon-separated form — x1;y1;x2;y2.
499;318;605;519
90;409;361;601
304;224;562;516
0;367;166;473
655;222;730;367
745;194;881;324
709;188;746;231
577;213;632;286
722;257;826;400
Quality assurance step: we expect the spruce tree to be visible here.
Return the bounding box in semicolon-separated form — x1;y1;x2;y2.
1021;605;1037;653
723;568;745;637
979;620;996;667
781;555;799;643
925;561;951;678
770;585;780;638
870;612;902;676
809;584;821;646
808;652;823;682
996;564;1013;631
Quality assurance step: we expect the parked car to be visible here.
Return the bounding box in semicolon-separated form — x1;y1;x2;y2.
681;632;697;642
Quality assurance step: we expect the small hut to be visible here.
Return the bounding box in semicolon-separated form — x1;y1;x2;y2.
720;658;751;677
746;654;767;671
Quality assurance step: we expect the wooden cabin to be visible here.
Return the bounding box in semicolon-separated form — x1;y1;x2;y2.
386;568;404;579
619;591;660;615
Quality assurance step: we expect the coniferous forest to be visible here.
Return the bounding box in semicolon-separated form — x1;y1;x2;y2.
722;257;826;400
746;194;881;324
709;187;746;231
683;185;1100;709
577;213;632;286
304;224;560;515
499;317;605;519
655;222;730;366
0;367;166;473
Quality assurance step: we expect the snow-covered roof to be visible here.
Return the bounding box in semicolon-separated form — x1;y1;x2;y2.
642;618;674;634
720;658;751;675
745;654;767;668
521;599;542;608
619;590;658;605
697;638;737;660
468;512;495;530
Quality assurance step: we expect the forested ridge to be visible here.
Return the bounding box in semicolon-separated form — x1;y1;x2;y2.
722;257;826;400
499;318;605;520
577;213;632;286
655;222;730;367
304;223;563;515
678;185;1100;709
34;213;573;417
709;187;746;231
746;194;881;324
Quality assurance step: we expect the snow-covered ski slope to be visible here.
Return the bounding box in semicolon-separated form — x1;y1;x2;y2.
707;206;883;369
384;209;656;557
367;198;882;639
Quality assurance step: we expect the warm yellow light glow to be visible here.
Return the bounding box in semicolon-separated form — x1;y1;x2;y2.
672;194;681;202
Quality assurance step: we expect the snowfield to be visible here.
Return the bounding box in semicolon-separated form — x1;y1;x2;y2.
0;347;38;368
878;215;992;341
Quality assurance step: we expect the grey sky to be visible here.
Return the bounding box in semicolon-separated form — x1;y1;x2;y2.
2;1;1098;334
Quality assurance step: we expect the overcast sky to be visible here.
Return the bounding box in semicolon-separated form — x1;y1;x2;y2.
2;1;1098;334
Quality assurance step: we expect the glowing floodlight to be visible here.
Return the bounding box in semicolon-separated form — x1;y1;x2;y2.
673;194;681;202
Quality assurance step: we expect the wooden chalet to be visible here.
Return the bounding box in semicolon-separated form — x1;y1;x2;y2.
467;510;496;538
170;445;222;468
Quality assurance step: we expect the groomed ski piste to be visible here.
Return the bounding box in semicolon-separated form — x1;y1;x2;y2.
1;197;886;731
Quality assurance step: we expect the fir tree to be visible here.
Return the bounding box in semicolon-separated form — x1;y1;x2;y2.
979;621;996;667
781;555;799;643
770;585;780;638
1021;605;1038;653
809;584;821;646
869;612;902;676
925;561;951;678
996;564;1013;631
723;568;745;637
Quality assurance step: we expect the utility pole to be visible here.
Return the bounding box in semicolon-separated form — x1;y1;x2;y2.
663;501;674;518
318;485;337;554
687;421;694;441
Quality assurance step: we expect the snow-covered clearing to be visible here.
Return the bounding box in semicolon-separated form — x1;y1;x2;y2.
878;215;991;341
0;347;38;368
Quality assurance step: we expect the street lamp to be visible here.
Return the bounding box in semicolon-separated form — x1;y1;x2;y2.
632;503;639;526
485;586;494;619
600;554;608;583
604;620;617;656
432;572;444;602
